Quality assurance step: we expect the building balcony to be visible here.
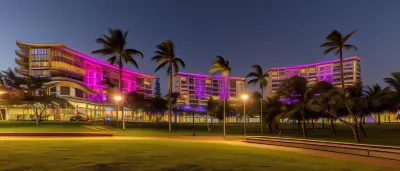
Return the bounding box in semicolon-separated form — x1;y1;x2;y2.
15;50;29;61
15;59;28;68
50;61;86;75
15;67;28;76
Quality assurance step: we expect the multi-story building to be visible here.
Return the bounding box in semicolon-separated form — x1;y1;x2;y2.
266;56;361;97
3;41;156;120
173;72;246;112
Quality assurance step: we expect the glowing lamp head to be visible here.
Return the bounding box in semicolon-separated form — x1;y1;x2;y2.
0;87;8;95
114;95;122;102
241;94;248;100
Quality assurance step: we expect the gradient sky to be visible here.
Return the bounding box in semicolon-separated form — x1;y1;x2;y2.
1;0;399;95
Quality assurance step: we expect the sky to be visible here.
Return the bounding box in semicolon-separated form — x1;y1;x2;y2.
1;0;400;95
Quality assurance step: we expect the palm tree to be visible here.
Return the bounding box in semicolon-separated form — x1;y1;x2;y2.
321;30;357;89
276;76;309;137
364;84;390;124
209;56;231;138
246;64;268;134
264;96;283;133
92;29;143;131
152;40;185;132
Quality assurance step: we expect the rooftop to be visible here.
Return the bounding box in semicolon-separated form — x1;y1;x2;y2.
269;56;360;70
175;72;245;80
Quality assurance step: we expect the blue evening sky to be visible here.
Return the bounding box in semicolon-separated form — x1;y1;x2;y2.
1;0;399;95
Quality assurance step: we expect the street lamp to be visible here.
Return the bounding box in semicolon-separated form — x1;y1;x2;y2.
114;94;122;131
242;94;248;138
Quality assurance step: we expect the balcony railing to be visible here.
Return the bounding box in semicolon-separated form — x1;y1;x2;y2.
50;61;86;75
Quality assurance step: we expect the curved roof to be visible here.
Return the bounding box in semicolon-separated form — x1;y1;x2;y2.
16;40;64;48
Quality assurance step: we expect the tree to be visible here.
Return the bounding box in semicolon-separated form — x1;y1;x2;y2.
264;96;283;133
383;72;400;111
276;76;309;137
246;64;268;134
0;69;73;126
92;28;143;131
152;40;185;132
308;81;337;133
321;30;357;90
209;56;231;138
154;78;162;98
308;86;364;142
364;84;390;124
206;96;220;132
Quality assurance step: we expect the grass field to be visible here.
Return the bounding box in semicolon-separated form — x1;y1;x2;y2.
1;139;389;171
1;121;400;146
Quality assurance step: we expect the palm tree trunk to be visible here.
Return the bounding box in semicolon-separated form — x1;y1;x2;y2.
322;118;325;128
119;58;125;131
260;89;263;134
359;121;368;137
223;76;227;138
168;70;172;132
340;48;345;90
377;113;381;124
331;118;336;134
268;122;272;133
301;111;307;137
351;123;361;142
311;119;316;132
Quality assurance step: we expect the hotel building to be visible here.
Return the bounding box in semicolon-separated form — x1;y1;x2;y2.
266;57;361;97
172;72;246;112
3;41;156;120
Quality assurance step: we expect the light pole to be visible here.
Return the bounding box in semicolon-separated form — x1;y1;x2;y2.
242;94;248;138
114;94;122;132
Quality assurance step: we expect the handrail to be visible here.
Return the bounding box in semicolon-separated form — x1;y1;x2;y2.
246;136;400;160
50;61;86;75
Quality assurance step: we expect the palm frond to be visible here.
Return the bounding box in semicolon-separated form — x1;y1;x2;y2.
343;44;357;51
154;61;169;72
342;29;357;43
107;56;117;65
174;58;185;68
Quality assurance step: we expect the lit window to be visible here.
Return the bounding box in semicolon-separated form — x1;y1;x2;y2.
308;67;316;72
300;68;307;73
271;71;278;77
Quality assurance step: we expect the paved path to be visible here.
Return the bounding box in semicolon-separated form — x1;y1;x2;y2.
1;136;399;169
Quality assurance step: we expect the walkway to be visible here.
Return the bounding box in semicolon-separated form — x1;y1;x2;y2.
1;136;399;169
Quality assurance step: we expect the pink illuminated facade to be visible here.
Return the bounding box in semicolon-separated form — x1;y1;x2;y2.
8;41;156;120
173;72;246;112
266;57;361;97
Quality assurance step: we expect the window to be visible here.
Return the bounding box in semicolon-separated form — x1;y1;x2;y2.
50;87;56;93
60;86;70;96
308;67;316;73
31;70;50;77
75;88;84;98
300;68;307;73
230;80;236;88
205;79;211;85
319;67;325;71
189;78;194;85
271;71;278;77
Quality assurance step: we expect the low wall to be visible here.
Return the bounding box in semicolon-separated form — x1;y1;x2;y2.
0;132;114;137
246;136;400;161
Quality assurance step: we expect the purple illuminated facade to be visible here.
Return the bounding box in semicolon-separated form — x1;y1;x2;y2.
173;72;246;112
266;56;361;97
10;41;156;120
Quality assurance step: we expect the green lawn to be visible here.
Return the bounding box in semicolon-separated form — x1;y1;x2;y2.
0;121;98;133
1;121;400;146
1;139;389;171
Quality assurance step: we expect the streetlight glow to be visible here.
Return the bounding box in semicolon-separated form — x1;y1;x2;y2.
241;94;248;100
114;95;122;102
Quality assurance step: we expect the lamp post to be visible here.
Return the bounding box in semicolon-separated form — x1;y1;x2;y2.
242;94;248;138
114;94;122;132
